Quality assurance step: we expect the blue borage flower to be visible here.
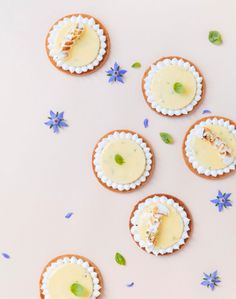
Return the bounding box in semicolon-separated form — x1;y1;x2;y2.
211;191;232;212
106;62;127;83
201;271;221;290
45;111;68;133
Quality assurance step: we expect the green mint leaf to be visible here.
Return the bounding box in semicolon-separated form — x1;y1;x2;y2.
114;154;125;165
208;31;222;45
70;283;85;297
115;252;126;265
131;62;141;68
160;132;174;144
173;82;184;94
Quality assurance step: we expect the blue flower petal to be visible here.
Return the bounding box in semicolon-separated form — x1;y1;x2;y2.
218;190;223;198
202;109;211;114
60;121;68;127
224;193;231;200
114;62;119;71
117;76;124;83
45;120;54;126
53;125;59;133
108;75;116;83
2;253;10;259
218;203;224;212
143;118;149;128
65;212;73;219
119;69;127;75
126;282;134;287
225;201;232;207
50;110;56;119
58;112;64;119
106;69;114;76
211;199;220;204
201;280;209;286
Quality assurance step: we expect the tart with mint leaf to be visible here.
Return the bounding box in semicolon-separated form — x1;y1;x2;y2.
46;14;110;75
40;254;103;299
183;116;236;179
130;194;192;255
142;56;205;116
92;130;154;192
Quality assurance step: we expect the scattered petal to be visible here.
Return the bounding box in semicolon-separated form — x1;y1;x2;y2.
2;253;10;259
143;118;149;128
126;282;134;287
65;212;74;219
202;109;212;114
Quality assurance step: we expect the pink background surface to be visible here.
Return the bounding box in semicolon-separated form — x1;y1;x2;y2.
1;0;236;298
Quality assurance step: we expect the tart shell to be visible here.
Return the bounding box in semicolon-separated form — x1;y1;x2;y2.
92;130;155;193
45;13;111;76
39;254;103;299
142;56;206;117
182;116;236;179
129;194;193;256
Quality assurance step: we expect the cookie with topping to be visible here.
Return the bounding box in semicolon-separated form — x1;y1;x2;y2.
183;116;236;179
46;14;110;75
142;56;205;116
39;255;103;299
129;194;192;255
92;130;154;192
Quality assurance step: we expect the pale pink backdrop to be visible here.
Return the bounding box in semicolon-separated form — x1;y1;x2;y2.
1;0;236;298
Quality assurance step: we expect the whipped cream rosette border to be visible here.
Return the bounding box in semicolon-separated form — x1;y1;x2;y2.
183;116;236;179
39;255;103;299
45;14;110;75
129;194;192;256
142;56;205;117
92;130;154;192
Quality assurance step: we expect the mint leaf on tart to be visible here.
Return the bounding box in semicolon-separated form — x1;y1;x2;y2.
173;82;184;94
160;132;174;144
208;31;222;45
70;283;85;297
131;62;141;68
114;154;125;165
115;252;126;265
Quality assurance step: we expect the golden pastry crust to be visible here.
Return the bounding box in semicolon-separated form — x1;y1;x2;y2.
45;13;111;76
129;194;193;256
92;130;155;193
39;254;103;299
142;56;205;117
182;116;236;179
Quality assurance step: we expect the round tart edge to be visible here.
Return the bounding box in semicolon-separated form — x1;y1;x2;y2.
142;56;206;117
39;254;103;299
129;193;193;256
45;13;111;76
182;116;236;179
92;130;155;193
